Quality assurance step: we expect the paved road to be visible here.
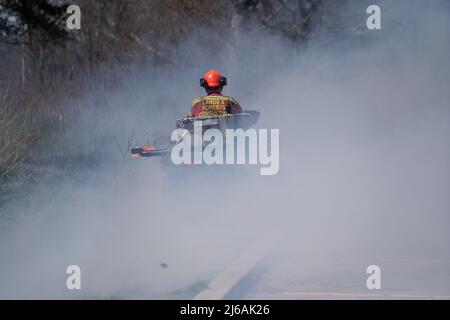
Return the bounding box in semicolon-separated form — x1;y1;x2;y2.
244;251;450;299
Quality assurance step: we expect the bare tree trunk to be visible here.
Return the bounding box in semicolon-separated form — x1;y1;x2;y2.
21;43;26;87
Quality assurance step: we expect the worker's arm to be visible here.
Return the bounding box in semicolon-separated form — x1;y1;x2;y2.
189;98;202;117
228;97;242;114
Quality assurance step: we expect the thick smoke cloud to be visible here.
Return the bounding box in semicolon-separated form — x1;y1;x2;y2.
0;0;448;298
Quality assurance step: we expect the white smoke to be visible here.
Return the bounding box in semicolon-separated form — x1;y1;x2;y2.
0;0;448;298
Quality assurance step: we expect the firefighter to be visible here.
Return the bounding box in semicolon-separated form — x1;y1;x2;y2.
189;70;242;117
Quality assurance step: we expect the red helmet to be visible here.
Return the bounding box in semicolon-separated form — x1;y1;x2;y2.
200;69;227;87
